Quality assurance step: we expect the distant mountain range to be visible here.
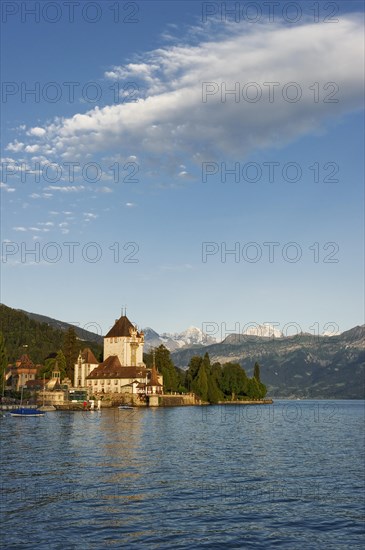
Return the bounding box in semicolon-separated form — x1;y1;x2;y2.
170;326;365;399
142;326;217;351
2;304;363;399
142;323;294;350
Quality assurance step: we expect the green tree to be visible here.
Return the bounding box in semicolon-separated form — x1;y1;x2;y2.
247;375;267;399
202;353;222;404
185;355;203;391
207;374;222;404
221;363;248;400
192;362;208;401
176;367;187;393
211;362;223;386
144;345;179;392
40;350;67;380
253;362;261;382
62;327;79;379
0;332;8;395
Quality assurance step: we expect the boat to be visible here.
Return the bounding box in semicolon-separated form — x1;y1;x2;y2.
10;407;45;417
9;387;45;417
38;405;56;411
118;405;134;410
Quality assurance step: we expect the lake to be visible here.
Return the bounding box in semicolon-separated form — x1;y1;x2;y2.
1;400;364;549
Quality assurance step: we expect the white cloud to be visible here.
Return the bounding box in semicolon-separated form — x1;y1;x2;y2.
13;226;27;232
83;212;98;219
24;144;40;153
28;127;46;137
44;185;85;192
6;140;24;153
5;16;364;166
125;202;136;207
0;182;16;192
29;192;53;199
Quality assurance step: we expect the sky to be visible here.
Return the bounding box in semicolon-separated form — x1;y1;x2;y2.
1;0;364;339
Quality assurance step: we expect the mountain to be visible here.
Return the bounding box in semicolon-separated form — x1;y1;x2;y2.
171;326;365;399
0;304;102;364
2;303;364;398
242;323;283;338
19;309;103;344
143;326;217;351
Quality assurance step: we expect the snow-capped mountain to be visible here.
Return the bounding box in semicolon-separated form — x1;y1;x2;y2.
242;324;283;338
143;322;349;351
322;329;341;337
143;326;217;351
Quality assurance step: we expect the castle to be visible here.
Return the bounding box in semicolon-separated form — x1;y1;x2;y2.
73;312;163;403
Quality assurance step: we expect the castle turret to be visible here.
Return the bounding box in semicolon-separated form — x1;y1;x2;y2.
103;314;144;367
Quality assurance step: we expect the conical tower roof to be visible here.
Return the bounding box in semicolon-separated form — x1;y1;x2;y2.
104;315;141;338
147;364;162;387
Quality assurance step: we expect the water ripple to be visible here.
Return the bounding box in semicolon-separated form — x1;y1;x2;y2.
1;400;364;549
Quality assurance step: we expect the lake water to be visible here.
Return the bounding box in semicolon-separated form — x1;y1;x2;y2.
1;400;364;549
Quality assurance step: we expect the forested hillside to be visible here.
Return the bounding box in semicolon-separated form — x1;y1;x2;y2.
0;304;102;365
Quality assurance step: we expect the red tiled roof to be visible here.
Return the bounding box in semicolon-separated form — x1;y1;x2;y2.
81;348;98;364
104;315;141;338
147;365;163;387
16;354;34;368
87;356;147;380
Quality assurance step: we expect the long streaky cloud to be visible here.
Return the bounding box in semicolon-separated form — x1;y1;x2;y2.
8;16;364;163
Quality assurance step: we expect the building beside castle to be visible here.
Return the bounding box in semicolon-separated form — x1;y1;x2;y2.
73;313;163;402
74;348;99;388
6;354;39;391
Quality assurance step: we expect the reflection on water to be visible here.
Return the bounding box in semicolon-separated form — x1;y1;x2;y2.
1;401;364;549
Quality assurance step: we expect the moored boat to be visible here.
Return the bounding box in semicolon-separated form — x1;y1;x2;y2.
38;405;56;412
10;407;45;417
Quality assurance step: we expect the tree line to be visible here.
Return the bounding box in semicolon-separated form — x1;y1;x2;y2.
0;304;102;371
144;345;267;403
0;322;101;386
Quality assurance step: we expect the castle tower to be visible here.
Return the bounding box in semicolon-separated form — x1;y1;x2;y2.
74;348;99;388
103;314;144;367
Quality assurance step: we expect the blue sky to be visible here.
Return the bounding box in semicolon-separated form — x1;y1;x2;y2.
1;1;364;337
